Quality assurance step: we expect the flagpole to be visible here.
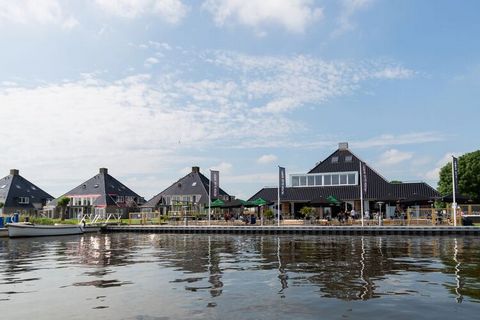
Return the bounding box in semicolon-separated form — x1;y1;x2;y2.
452;156;457;227
277;166;281;227
209;170;211;226
360;161;364;227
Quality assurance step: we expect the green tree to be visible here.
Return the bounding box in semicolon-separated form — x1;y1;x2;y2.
264;209;274;220
300;206;316;219
57;197;71;221
438;150;480;201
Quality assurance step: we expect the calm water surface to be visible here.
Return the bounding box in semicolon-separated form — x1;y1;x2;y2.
0;234;479;319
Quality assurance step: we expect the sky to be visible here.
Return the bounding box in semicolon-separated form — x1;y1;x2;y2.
0;0;479;200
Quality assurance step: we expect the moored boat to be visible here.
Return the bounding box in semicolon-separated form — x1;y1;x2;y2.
7;223;84;238
0;228;8;238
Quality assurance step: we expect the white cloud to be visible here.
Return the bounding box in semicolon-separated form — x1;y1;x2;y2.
373;66;415;79
210;162;233;174
353;132;446;149
202;0;323;33
209;52;415;114
95;0;188;24
144;57;159;67
334;0;373;36
0;0;78;28
257;154;278;164
377;149;413;166
423;153;460;182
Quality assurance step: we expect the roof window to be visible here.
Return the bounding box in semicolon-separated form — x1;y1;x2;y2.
345;155;353;162
331;157;339;164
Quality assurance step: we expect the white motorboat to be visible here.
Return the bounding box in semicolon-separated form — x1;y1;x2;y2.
7;223;84;238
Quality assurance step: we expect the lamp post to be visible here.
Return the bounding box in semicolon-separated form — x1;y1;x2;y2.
376;201;384;226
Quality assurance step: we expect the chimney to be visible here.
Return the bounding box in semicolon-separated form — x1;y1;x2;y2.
338;142;349;150
10;169;19;176
99;168;108;174
192;166;200;173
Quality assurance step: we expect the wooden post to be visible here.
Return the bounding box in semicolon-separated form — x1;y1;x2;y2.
407;208;411;225
431;208;436;225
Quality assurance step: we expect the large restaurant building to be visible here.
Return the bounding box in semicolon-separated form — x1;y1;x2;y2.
250;143;440;219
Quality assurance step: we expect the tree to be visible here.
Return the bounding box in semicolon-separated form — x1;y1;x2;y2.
438;150;480;201
300;206;316;219
264;209;274;220
57;197;71;221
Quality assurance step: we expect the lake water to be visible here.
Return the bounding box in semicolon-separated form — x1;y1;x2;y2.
1;233;479;320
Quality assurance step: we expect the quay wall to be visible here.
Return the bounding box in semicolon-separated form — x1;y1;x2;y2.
105;225;480;236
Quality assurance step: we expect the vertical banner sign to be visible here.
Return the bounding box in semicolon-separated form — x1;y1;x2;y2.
211;170;219;198
279;166;286;199
361;161;368;197
452;156;459;196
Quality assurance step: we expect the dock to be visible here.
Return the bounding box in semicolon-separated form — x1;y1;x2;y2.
105;225;480;236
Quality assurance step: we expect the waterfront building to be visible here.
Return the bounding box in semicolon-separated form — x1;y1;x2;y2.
43;168;144;219
0;169;54;215
141;166;231;215
249;143;440;219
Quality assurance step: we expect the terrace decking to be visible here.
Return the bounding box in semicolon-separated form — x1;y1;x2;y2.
105;225;480;236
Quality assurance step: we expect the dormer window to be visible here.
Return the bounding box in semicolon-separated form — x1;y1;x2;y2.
345;155;353;162
331;157;339;164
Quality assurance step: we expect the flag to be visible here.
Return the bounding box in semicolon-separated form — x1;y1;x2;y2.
452;156;458;196
361;161;368;197
279;166;286;199
210;170;219;198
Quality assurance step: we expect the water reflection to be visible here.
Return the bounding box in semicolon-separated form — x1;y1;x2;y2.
0;234;480;319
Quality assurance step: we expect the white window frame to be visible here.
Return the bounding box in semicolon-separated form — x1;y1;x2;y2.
290;172;358;187
18;197;30;204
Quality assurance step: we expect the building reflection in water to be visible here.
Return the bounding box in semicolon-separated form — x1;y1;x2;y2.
1;234;480;304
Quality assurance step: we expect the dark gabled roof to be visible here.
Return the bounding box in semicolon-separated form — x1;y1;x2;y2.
49;168;142;207
249;182;440;203
143;167;230;207
0;170;53;208
249;143;440;203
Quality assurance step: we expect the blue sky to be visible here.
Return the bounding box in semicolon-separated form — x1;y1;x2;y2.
0;0;479;200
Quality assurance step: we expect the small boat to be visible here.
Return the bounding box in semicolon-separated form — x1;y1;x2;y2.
0;228;8;238
7;223;84;238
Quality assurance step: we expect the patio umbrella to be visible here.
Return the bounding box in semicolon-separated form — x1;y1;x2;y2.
210;199;225;208
327;195;341;205
252;198;272;206
220;199;257;208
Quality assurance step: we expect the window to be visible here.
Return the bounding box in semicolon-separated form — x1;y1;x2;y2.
307;175;315;186
300;176;307;186
0;184;6;189
345;155;353;162
332;175;339;185
94;184;99;188
182;196;189;202
348;174;356;184
324;175;331;185
18;197;29;204
291;172;357;187
331;157;339;163
192;182;197;187
117;196;124;203
292;176;300;187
